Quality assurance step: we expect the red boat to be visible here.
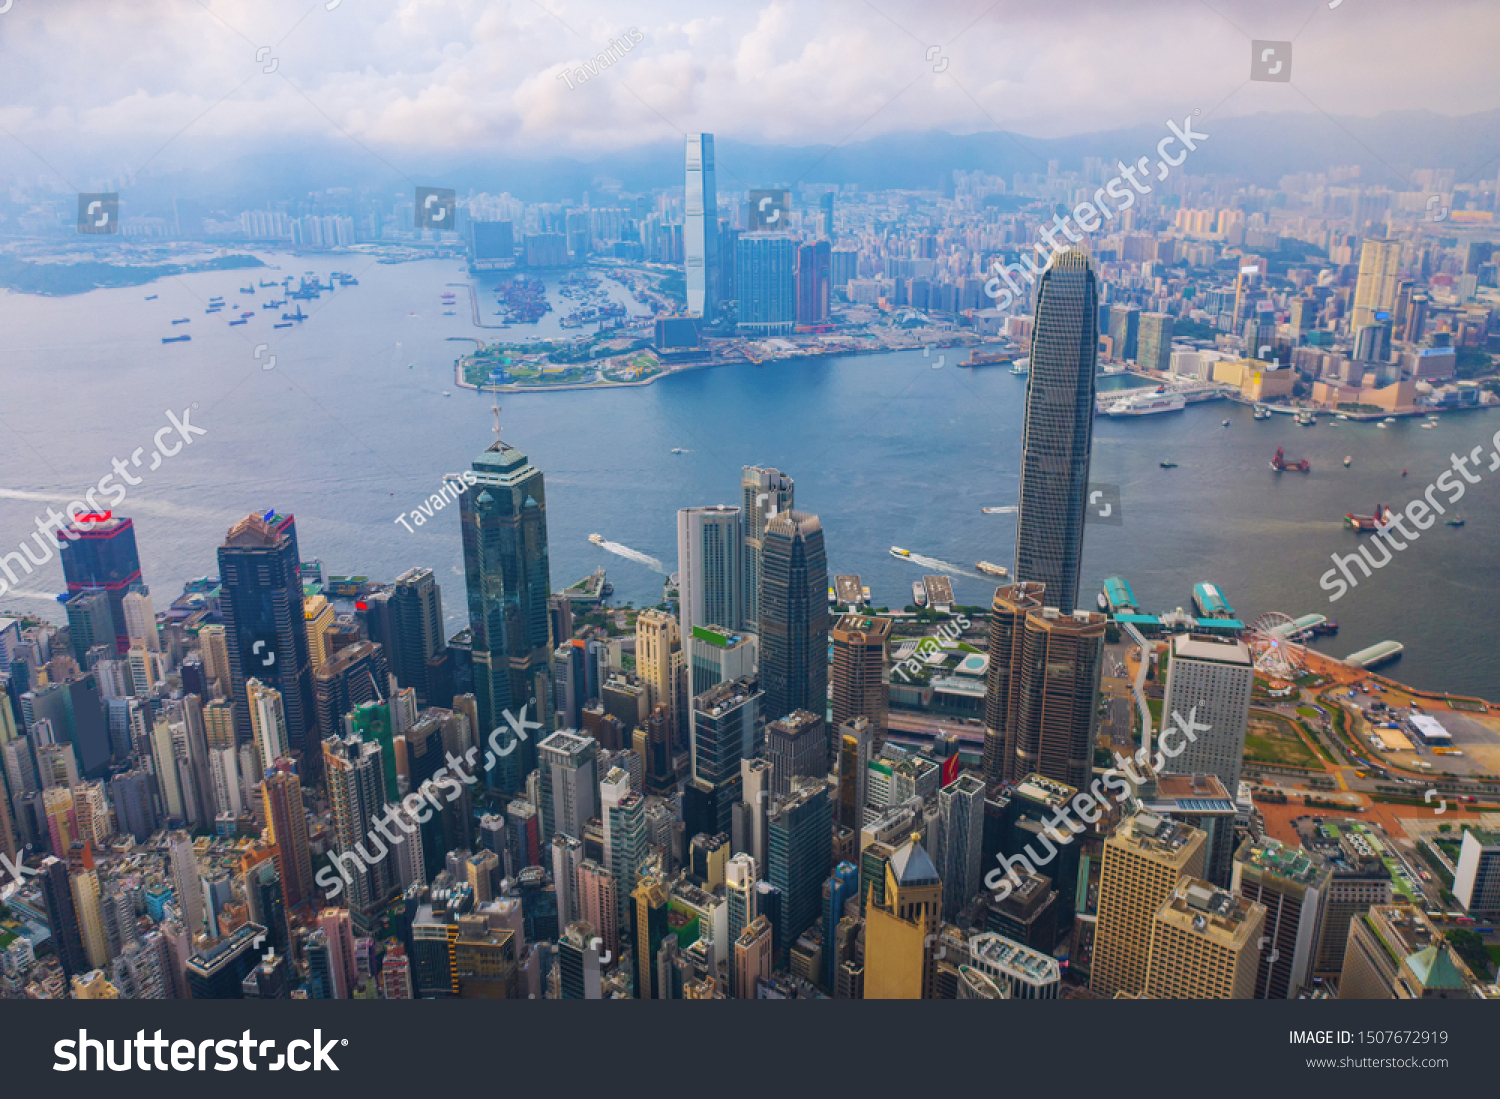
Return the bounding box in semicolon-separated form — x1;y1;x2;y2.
1345;505;1393;531
1270;446;1310;473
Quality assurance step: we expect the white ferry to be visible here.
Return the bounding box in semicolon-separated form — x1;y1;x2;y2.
588;533;605;546
976;561;1009;577
1106;390;1186;416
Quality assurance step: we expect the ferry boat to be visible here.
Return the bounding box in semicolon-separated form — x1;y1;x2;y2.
981;506;1016;514
912;582;928;607
1446;515;1465;527
1160;460;1178;469
1296;409;1316;425
588;533;605;546
1106;391;1186;416
1097;591;1108;611
890;547;911;558
975;561;1009;577
1345;505;1393;532
671;448;685;455
161;335;191;343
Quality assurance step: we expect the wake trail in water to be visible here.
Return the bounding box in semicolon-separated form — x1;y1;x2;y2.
903;552;982;580
601;541;666;573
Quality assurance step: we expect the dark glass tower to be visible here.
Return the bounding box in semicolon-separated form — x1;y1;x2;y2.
40;856;89;979
365;567;444;706
217;514;316;769
759;511;829;725
1013;250;1099;613
460;442;554;796
55;517;141;654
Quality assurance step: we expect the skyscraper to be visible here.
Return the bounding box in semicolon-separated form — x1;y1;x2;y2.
795;240;831;326
1161;633;1254;796
981;583;1105;790
121;588;159;652
169;830;207;940
688;676;763;839
684;134;719;321
1233;838;1331;999
247;679;289;772
863;836;942;999
765;709;825;799
323;733;393;934
1136;311;1173;372
819;191;835;238
460;441;555;796
767;782;832;954
366;567;445;706
836;716;873;831
759;511;829;725
1092;811;1205;998
40;855;89;978
634;609;681;734
262;768;314;911
937;772;985;921
734;915;774;999
601;767;648;928
55;516;141;654
64;591;116;664
830;615;890;750
1012;250;1099;613
1144;879;1266;1000
1106;304;1139;362
740;466;794;634
677;505;744;642
631;874;671;999
735;234;798;336
217;514;316;768
313;640;390;756
536;731;598;841
1351;238;1402;331
823;861;859;989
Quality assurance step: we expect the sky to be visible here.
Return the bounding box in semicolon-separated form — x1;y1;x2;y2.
0;0;1496;186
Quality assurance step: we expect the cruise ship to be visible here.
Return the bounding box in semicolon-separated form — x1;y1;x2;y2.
1106;390;1186;416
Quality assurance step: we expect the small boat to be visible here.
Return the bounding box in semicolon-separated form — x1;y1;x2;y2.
671;448;685;454
1446;515;1465;527
442;391;451;397
161;335;191;344
171;318;190;325
1296;410;1315;426
1402;470;1407;477
1378;423;1388;429
1421;422;1435;429
241;311;254;319
1383;417;1396;423
274;322;293;329
230;319;247;326
1160;460;1178;469
1343;456;1352;467
975;561;1009;577
145;294;158;300
1222;419;1230;427
981;506;1016;514
861;586;871;602
891;547;911;558
1097;591;1108;611
1337;413;1349;420
588;534;605;546
1253;405;1271;420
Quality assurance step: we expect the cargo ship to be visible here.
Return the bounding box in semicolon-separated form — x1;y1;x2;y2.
161;335;191;343
1345;505;1393;532
1270;446;1310;473
1106;390;1186;416
171;317;190;325
975;561;1009;577
964;347;1013;368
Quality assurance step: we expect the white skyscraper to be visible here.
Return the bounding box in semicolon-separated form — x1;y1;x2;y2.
1161;634;1255;795
121;589;159;652
684;133;719;320
677;505;744;642
247;678;288;768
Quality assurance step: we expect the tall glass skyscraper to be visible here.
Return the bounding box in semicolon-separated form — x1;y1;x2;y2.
759;511;829;725
735;234;798;336
685;133;719;320
677;505;743;640
740;466;794;634
1013;250;1099;613
460;442;555;796
55;516;142;654
217;513;316;767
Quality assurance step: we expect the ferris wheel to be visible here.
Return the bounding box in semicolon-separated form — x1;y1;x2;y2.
1248;611;1307;680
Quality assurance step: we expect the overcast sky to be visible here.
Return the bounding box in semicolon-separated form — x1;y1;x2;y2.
1;0;1496;185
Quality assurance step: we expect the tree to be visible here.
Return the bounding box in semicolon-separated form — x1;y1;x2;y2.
1445;929;1494;979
